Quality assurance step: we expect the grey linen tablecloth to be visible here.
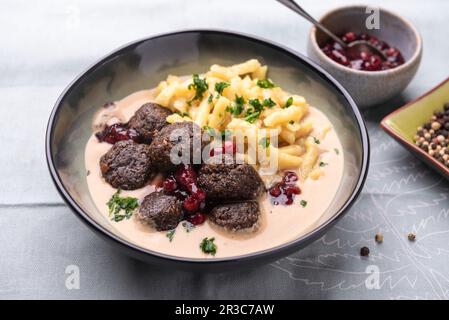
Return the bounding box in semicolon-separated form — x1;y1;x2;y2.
1;0;448;299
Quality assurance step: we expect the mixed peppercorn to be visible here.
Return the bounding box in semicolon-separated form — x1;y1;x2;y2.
414;103;449;168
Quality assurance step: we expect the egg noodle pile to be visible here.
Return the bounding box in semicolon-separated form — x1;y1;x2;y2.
153;59;325;179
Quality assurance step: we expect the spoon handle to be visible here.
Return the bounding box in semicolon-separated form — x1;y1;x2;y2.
275;0;346;47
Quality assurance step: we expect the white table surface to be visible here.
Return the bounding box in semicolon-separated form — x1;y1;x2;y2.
1;0;449;299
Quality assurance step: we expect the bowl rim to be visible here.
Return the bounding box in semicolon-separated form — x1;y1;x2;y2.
46;29;370;265
380;76;449;176
309;4;423;76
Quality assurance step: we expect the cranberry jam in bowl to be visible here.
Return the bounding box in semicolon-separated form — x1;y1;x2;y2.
321;31;405;72
307;5;422;108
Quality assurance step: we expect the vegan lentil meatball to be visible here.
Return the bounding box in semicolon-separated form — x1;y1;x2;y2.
197;155;264;201
209;201;260;231
137;191;183;231
99;140;153;190
128;102;172;143
149;122;204;172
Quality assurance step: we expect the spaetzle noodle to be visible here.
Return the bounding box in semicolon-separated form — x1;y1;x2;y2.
154;59;333;179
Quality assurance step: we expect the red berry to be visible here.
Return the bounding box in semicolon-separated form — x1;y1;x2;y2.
283;171;298;184
193;189;206;202
269;185;282;197
268;172;301;205
172;164;207;212
163;176;177;193
95;123;141;144
322;44;333;55
359;51;371;61
368;36;380;46
342;31;357;43
363;55;382;71
187;212;206;225
386;47;404;66
330;50;350;66
175;164;197;191
283;185;301;196
385;47;399;57
183;195;200;213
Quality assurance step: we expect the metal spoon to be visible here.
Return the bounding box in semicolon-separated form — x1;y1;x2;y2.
276;0;387;60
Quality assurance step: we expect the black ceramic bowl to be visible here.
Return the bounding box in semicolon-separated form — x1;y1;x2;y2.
46;30;369;271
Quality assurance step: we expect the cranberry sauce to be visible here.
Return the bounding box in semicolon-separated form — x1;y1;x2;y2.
162;164;206;225
321;32;405;71
186;212;206;225
95;123;141;144
268;171;301;205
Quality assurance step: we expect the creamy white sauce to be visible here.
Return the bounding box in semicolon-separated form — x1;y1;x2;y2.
85;89;344;258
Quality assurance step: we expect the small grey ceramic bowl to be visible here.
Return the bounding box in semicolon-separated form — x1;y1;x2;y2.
307;5;422;108
46;30;369;271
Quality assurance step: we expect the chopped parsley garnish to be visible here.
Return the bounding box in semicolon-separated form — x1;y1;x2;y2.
300;200;308;208
284;97;293;108
243;99;264;123
235;95;245;108
226;95;245;116
215;81;230;95
313;137;320;144
319;161;328;167
334;148;339;155
188;74;208;103
182;221;195;233
200;237;217;256
243;110;261;123
107;189;139;222
263;98;276;108
249;98;264;112
257;79;276;88
259;137;270;149
242;98;276;123
208;94;213;103
166;229;176;242
250;98;276;110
